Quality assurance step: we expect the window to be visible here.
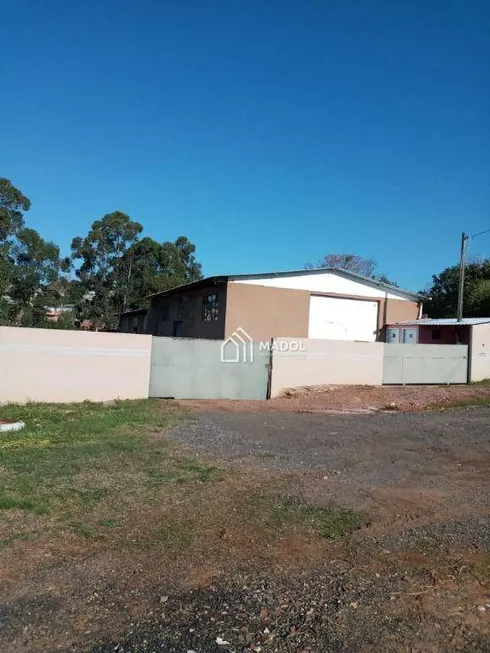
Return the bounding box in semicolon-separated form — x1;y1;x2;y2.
178;295;189;318
202;293;219;321
432;329;442;340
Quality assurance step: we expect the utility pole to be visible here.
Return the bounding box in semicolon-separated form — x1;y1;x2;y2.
457;232;469;322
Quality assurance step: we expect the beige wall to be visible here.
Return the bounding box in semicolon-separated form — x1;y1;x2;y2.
378;296;421;338
381;296;421;325
146;284;226;339
270;337;384;397
0;327;152;403
225;282;309;340
469;323;490;382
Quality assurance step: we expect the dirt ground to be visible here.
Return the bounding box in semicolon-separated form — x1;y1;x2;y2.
180;383;490;413
1;403;490;653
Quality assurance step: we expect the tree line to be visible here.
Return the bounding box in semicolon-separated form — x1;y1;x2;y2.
2;176;489;330
0;178;202;330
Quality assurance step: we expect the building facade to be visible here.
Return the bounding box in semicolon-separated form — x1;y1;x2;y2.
145;268;423;342
119;308;148;334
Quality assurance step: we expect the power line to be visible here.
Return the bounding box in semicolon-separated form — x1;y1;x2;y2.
471;229;490;239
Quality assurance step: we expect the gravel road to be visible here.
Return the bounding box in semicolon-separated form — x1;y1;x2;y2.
76;407;488;653
4;407;490;653
171;406;490;510
171;406;490;471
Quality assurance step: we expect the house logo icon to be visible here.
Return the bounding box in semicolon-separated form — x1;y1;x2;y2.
221;327;254;363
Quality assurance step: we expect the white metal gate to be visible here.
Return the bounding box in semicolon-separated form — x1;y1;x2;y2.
149;337;270;399
383;344;468;384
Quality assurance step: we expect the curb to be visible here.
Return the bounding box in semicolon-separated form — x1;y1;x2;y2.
0;421;25;433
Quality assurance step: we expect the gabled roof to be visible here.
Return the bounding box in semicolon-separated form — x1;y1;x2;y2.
148;267;424;301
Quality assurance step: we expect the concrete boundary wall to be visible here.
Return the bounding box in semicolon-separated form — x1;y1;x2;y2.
469;323;490;382
269;338;384;397
0;327;152;403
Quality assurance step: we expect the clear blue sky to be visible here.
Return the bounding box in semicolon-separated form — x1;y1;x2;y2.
2;0;489;291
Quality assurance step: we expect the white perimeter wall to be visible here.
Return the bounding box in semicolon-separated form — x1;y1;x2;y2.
470;323;490;382
234;271;408;300
270;337;384;397
0;327;152;403
308;295;378;341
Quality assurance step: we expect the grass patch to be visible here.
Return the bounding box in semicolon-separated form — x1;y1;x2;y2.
242;492;369;540
437;396;490;410
0;399;207;519
0;495;49;514
71;522;102;540
136;516;198;551
101;519;116;528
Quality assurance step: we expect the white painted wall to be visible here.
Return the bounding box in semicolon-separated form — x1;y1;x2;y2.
234;271;408;301
470;323;490;382
270;338;384;397
308;295;378;341
0;327;152;403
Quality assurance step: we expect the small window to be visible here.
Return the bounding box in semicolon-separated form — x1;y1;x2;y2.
202;293;219;321
160;303;170;322
432;329;442;340
178;295;189;318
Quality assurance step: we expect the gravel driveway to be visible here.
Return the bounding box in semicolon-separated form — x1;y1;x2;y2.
171;406;490;513
5;406;490;653
76;407;490;653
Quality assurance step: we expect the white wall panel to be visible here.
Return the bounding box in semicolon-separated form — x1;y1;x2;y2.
308;296;378;342
234;271;407;300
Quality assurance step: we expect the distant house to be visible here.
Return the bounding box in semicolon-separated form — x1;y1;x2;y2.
386;317;490;345
45;304;75;322
118;308;148;333
145;267;424;343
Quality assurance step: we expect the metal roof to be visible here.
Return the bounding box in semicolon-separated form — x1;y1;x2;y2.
394;318;490;327
148;267;425;301
119;307;148;317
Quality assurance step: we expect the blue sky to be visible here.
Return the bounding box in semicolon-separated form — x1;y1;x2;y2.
2;0;489;291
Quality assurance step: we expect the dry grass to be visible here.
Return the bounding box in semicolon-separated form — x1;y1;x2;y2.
1;400;488;653
0;400;368;589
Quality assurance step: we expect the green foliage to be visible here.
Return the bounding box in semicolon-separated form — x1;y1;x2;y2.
71;211;143;329
71;213;202;329
0;177;30;248
5;228;70;327
0;179;75;327
426;260;490;318
1;177;203;330
120;235;202;308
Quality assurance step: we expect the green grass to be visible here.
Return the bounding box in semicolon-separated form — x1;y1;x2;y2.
241;492;369;540
0;400;214;519
438;396;490;410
